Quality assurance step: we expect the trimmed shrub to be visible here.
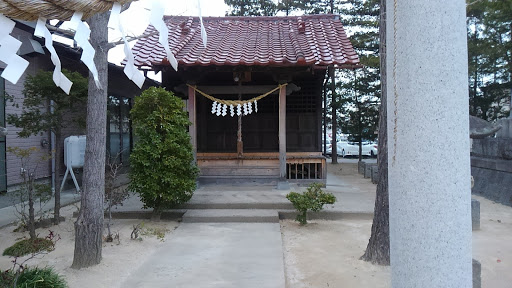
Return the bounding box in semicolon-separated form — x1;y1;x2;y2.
129;87;199;215
286;183;336;225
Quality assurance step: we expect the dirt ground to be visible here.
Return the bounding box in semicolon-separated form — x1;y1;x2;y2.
0;162;509;287
0;205;180;288
282;219;390;288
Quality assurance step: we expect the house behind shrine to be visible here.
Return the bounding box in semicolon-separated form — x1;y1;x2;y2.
1;21;157;192
132;15;359;185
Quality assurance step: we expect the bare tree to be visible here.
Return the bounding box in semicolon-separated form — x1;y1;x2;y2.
360;0;390;265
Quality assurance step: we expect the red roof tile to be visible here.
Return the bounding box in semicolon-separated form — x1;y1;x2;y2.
131;15;360;69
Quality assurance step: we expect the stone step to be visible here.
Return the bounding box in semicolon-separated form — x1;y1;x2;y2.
182;209;279;223
181;202;293;210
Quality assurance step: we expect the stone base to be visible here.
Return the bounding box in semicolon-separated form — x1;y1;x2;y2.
471;164;512;207
358;161;366;174
473;259;481;288
471;199;480;230
497;118;512;139
364;163;377;179
371;166;379;184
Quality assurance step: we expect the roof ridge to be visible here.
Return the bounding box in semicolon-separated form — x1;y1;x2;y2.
163;14;340;21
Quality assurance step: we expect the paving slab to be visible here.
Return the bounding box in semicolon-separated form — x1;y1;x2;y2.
121;223;286;288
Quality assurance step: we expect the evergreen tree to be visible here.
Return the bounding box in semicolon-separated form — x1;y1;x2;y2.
129;87;199;219
337;0;380;159
224;0;277;16
467;0;512;120
7;69;88;225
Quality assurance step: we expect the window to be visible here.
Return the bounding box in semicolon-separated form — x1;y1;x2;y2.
107;95;132;165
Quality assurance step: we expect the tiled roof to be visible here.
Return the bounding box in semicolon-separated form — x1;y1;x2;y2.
131;15;360;69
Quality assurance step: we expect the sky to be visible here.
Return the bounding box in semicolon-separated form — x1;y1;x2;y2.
107;0;229;70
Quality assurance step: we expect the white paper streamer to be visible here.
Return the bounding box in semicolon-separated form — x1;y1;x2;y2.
151;0;178;71
197;0;207;48
230;104;235;117
34;18;73;94
243;103;248;115
216;102;222;116
69;12;101;89
248;101;253;114
0;14;29;85
211;101;217;114
237;104;242;116
108;3;145;88
221;104;227;116
255;100;258;113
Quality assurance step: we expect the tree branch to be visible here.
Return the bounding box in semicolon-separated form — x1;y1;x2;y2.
105;30;158;50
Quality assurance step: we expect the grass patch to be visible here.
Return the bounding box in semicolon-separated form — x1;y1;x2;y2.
2;238;55;257
1;267;67;288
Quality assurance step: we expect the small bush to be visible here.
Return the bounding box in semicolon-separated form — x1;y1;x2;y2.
286;183;336;225
3;238;54;257
0;270;14;287
14;267;67;288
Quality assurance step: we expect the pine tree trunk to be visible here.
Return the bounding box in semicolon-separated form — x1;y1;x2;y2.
53;131;61;224
361;0;390;265
72;11;108;269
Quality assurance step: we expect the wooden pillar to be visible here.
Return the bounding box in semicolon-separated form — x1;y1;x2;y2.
237;81;243;157
188;85;197;162
278;84;289;189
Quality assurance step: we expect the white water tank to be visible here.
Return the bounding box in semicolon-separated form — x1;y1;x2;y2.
63;135;86;168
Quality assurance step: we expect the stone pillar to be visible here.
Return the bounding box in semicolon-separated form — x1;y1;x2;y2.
386;0;472;287
188;85;197;162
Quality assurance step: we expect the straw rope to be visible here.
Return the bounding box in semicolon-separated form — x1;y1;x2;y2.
0;0;134;21
187;83;287;106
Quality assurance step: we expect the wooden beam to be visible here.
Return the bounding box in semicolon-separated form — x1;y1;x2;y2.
188;85;197;162
279;85;287;181
175;84;300;96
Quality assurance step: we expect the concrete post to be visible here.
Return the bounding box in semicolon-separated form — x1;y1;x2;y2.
386;0;472;287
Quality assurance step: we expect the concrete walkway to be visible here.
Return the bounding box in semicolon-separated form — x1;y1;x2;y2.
0;189;80;228
121;223;285;288
112;161;377;288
